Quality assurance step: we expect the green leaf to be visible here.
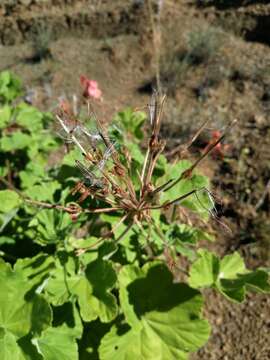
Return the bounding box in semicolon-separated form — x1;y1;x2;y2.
0;236;15;245
17;334;42;360
0;132;32;151
14;254;55;291
160;160;212;219
243;270;270;292
0;190;21;213
0;208;18;233
79;320;111;360
166;223;214;245
125;141;144;165
27;133;58;158
189;250;270;302
219;252;246;279
0;330;26;360
0;166;8;178
0;260;51;339
52;301;83;340
62;148;84;167
81;258;118;322
45;258;80;306
112;108;146;140
16;104;43;133
45;256;118;323
19;163;46;189
0;105;11;129
30;296;52;336
0;71;22;103
33;325;78;360
189;249;219;288
99;262;210;359
25;181;61;202
28;209;72;245
153;154;168;178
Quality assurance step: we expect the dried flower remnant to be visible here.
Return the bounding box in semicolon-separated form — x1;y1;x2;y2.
54;90;234;254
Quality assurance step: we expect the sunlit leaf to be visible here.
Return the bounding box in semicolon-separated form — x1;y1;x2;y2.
189;250;270;302
189;249;219;288
45;256;118;323
28;209;72;245
0;190;21;213
33;325;78;360
24;181;61;202
16;104;43;133
0;132;32;151
0;105;11;129
0;260;51;339
0;330;26;360
160;160;212;219
0;71;22;103
99;262;210;359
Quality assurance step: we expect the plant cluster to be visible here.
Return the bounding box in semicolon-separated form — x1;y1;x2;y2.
185;26;222;66
29;23;53;62
159;25;224;96
0;72;269;360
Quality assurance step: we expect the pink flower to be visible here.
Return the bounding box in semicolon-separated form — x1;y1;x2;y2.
80;75;102;100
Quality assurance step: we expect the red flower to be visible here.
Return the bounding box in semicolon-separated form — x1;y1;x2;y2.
80;75;102;100
204;130;230;159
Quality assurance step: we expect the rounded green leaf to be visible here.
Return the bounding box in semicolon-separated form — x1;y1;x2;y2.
0;261;32;338
33;325;78;360
219;252;247;279
0;132;32;151
45;256;118;323
100;262;210;359
0;190;21;213
189;249;220;288
0;330;26;360
0;259;52;347
16;105;43;133
0;71;22;102
189;250;270;302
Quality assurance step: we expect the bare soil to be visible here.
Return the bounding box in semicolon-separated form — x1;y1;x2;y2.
1;0;269;359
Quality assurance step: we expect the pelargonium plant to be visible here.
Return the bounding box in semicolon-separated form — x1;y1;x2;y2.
0;78;269;360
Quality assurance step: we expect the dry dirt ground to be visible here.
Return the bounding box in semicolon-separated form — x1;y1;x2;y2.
1;0;270;359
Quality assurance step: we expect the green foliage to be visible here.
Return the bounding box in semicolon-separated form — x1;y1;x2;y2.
112;108;146;141
30;23;53;62
0;72;269;360
189;250;270;302
186;26;222;65
0;71;22;104
100;262;210;360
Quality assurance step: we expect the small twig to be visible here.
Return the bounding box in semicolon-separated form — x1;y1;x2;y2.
144;189;198;210
0;176;25;197
1;176;122;215
146;0;162;93
24;198;77;213
5;159;13;186
142;94;166;193
163;119;237;193
76;219;134;257
166;118;211;158
86;207;122;214
255;179;270;211
114;220;133;244
56;114;86;155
